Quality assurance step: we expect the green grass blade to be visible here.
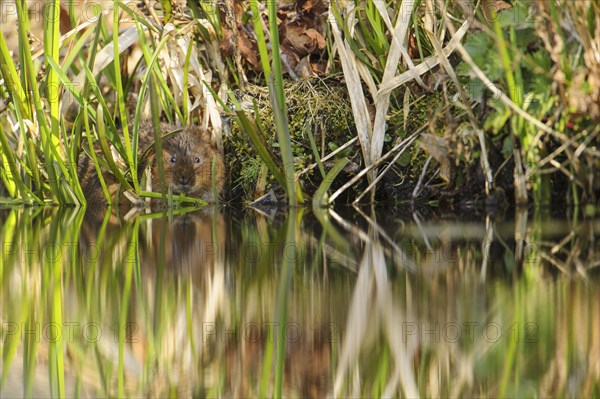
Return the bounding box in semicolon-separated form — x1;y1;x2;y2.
159;0;172;24
0;150;17;197
249;0;271;79
46;56;87;111
24;136;43;200
44;0;61;139
0;125;40;203
60;26;96;74
182;41;194;123
0;33;29;118
117;0;159;33
266;0;296;205
312;158;349;208
83;103;112;206
204;82;233;113
95;106;132;190
112;0;137;192
259;326;275;397
139;191;207;207
149;74;166;202
234;109;287;189
307;126;326;178
80;64;121;146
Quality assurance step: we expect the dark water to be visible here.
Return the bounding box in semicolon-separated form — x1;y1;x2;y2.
0;206;599;398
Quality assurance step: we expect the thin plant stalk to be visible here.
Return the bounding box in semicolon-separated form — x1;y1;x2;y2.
249;0;271;79
491;7;528;205
149;75;166;203
83;104;113;206
113;0;138;193
266;2;297;205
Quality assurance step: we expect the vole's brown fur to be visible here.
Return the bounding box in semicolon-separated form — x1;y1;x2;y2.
78;122;224;207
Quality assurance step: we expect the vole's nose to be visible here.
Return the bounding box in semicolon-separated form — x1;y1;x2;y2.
179;175;191;186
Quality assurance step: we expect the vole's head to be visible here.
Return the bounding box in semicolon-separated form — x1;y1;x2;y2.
150;126;223;201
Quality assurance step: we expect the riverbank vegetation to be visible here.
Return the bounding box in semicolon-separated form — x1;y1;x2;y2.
0;0;598;209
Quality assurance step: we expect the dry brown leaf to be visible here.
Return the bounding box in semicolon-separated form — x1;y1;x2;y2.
219;29;235;56
281;21;327;75
296;0;328;16
304;28;326;49
295;56;316;78
407;33;418;60
418;134;453;184
238;31;260;70
285;25;319;55
219;29;260;70
280;46;301;75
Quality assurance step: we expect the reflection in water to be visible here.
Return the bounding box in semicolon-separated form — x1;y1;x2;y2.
0;206;599;397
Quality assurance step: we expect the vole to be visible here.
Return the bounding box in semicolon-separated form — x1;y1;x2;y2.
78;122;224;207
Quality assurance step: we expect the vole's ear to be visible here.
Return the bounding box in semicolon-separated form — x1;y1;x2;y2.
202;126;214;143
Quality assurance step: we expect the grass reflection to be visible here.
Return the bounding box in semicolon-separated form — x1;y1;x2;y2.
0;207;599;397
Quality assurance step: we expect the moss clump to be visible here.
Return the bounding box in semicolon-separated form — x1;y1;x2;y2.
224;78;356;201
387;87;445;139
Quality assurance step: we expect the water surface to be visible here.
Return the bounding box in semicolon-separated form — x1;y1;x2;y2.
0;206;599;397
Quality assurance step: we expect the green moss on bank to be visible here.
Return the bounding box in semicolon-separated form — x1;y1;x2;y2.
224;78;357;201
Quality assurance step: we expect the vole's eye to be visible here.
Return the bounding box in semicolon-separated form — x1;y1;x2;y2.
170;155;176;164
194;156;200;164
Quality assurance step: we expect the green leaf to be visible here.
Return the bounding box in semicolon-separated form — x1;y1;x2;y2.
484;100;511;133
460;32;503;81
502;136;514;160
497;4;531;28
